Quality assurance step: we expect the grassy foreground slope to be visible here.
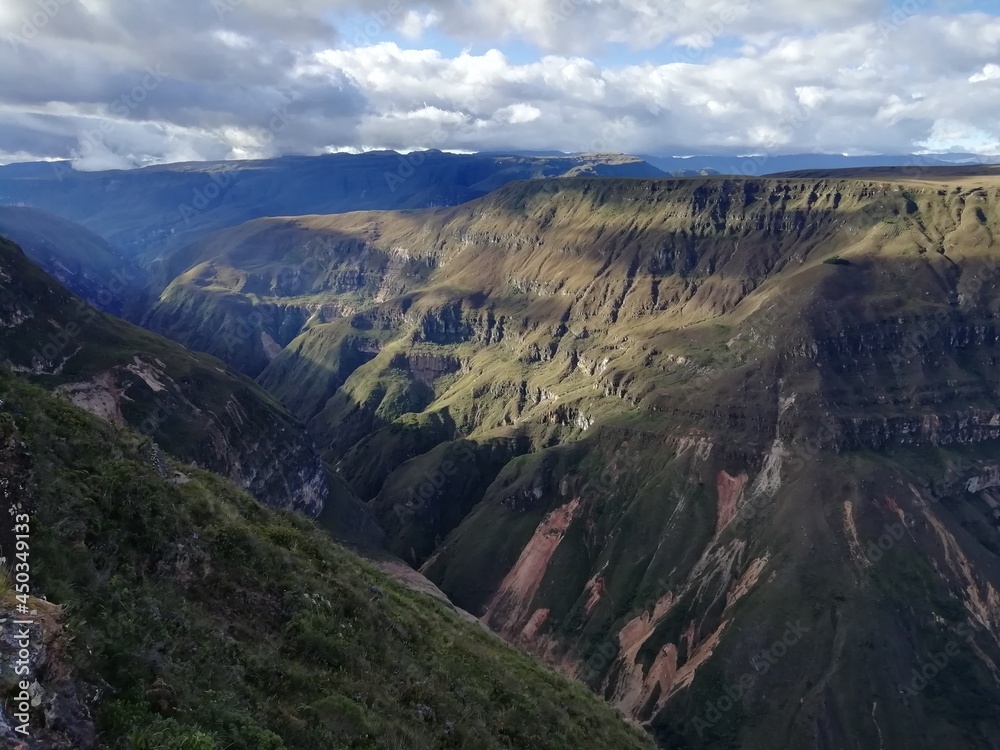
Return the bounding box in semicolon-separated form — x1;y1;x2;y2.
0;368;651;750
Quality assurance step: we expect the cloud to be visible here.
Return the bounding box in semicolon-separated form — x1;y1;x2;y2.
498;103;542;124
0;1;999;164
411;0;886;55
314;13;1000;156
398;9;440;40
970;63;1000;83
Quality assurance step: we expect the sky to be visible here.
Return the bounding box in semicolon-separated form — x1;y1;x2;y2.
1;0;1000;168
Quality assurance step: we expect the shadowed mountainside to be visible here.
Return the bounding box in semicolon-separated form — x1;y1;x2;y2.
0;368;653;750
0;205;148;317
0;235;327;513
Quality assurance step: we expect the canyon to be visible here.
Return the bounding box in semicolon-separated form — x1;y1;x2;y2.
5;164;1000;747
128;166;1000;747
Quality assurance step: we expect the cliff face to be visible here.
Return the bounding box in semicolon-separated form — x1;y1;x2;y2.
50;357;328;515
134;171;1000;748
0;237;327;514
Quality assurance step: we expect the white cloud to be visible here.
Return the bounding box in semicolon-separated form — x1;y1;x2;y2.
398;10;440;40
213;30;254;49
918;119;1000;155
970;63;1000;83
70;138;140;171
497;103;542;124
0;1;999;163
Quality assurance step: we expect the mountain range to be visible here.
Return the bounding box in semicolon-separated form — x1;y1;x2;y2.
1;149;995;269
3;153;1000;748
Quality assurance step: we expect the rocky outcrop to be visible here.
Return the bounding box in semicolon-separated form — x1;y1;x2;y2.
390;352;465;385
52;357;327;514
0;598;97;750
715;470;748;532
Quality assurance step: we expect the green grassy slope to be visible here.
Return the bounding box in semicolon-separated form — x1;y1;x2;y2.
0;368;652;750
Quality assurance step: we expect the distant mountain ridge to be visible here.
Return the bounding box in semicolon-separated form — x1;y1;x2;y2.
479;150;1000;175
3;149;997;271
642;151;1000;175
0;150;667;265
